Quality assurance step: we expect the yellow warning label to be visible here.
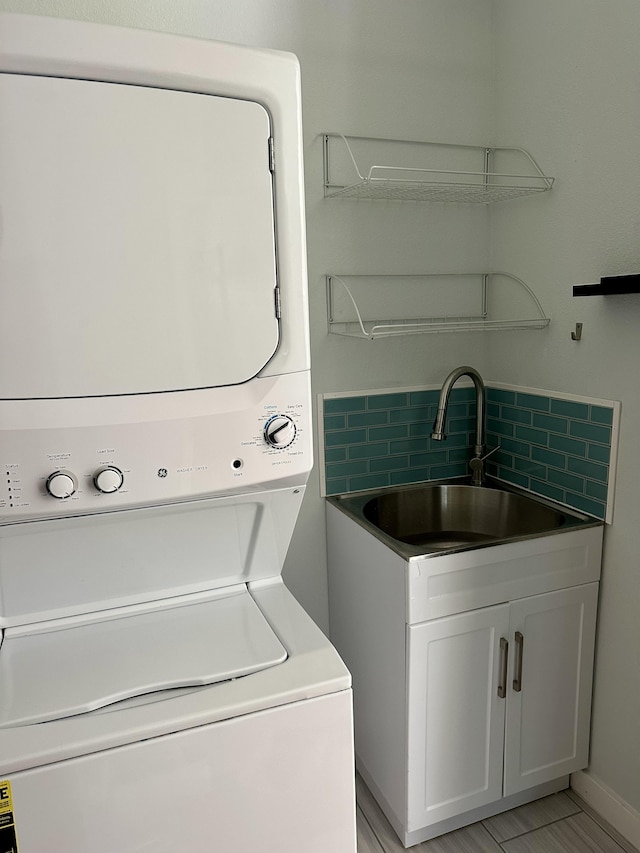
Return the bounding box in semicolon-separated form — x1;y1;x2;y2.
0;781;12;814
0;780;18;853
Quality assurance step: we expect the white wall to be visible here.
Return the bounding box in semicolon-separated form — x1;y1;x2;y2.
0;0;496;627
491;0;640;816
2;0;637;830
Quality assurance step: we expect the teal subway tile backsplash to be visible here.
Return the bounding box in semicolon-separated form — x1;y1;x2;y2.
516;392;550;412
326;477;348;494
324;414;346;431
370;455;410;473
549;434;587;457
515;457;546;478
499;436;531;457
390;406;431;424
349;472;391;492
367;392;408;409
322;385;617;522
530;479;565;503
324;396;366;414
547;468;585;493
532;413;568;433
590;406;614;426
347;411;388;428
488;388;515;406
325;428;367;447
588;444;610;464
501;407;532;425
390;437;429;455
515;425;548;445
369;424;409;442
322;387;477;496
567;457;608;482
348;441;389;460
499;468;530;489
486;388;617;521
550;399;589;420
487;418;514;438
325;447;347;464
531;446;565;469
567;493;606;518
569;421;611;444
430;461;468;479
326;460;367;479
390;467;429;486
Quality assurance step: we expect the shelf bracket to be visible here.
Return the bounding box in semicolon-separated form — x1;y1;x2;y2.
573;274;640;296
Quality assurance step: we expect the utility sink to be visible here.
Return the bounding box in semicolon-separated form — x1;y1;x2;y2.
328;478;598;559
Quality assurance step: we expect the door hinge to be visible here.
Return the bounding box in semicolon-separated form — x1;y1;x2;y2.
268;137;275;173
274;285;281;319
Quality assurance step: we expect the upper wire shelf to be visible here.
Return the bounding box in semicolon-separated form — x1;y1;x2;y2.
323;134;555;204
326;273;551;339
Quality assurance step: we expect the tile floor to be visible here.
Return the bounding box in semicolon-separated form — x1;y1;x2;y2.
356;777;639;853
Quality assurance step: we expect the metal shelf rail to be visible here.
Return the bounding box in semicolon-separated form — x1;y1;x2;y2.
326;273;551;339
322;134;554;204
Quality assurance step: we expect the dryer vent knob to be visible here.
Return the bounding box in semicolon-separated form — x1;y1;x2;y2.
46;469;78;499
94;465;124;494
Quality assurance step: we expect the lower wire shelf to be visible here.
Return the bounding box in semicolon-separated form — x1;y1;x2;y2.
326;273;551;339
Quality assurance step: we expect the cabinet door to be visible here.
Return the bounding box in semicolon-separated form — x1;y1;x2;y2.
503;583;598;795
407;604;509;831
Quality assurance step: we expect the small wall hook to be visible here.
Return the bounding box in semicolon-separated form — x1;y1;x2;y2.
571;322;583;341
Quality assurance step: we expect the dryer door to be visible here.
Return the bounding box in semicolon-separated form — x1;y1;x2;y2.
0;74;279;398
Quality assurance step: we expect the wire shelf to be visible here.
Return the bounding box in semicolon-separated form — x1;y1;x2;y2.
323;134;554;204
326;273;551;339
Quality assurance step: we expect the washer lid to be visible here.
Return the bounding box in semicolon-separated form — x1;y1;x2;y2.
0;588;287;728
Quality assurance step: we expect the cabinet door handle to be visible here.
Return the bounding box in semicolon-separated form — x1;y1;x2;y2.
498;637;509;698
513;631;524;692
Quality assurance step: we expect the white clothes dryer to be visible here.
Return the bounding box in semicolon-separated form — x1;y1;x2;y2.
0;15;356;853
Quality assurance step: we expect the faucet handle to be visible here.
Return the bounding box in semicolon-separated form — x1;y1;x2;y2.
479;445;500;462
470;445;500;486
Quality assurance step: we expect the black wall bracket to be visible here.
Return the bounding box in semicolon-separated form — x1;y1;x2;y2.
573;274;640;296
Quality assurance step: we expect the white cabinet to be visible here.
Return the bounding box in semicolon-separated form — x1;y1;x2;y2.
503;584;598;795
406;585;598;834
326;500;603;847
407;604;509;828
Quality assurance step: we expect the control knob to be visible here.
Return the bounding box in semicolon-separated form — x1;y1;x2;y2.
46;469;78;499
94;465;124;494
264;414;296;449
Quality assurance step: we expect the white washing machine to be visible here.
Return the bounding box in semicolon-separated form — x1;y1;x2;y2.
0;15;356;853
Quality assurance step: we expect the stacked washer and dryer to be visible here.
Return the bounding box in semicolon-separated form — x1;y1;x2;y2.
0;14;356;853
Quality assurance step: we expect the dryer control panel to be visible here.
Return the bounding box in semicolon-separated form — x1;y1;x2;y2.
0;372;311;524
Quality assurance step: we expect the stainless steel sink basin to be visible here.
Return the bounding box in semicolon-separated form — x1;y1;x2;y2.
363;484;567;548
328;478;598;558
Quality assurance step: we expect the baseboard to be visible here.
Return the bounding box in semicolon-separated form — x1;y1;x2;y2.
571;771;640;850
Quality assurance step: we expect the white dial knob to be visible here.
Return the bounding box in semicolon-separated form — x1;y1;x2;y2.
94;465;124;494
46;469;78;499
264;415;296;448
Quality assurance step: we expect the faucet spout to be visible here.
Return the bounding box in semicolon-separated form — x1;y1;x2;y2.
431;365;487;484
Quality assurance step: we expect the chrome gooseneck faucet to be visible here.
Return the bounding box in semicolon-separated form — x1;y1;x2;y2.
431;365;487;486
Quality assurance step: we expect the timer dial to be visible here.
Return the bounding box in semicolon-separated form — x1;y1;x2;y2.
46;469;78;499
264;414;296;448
94;465;124;494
